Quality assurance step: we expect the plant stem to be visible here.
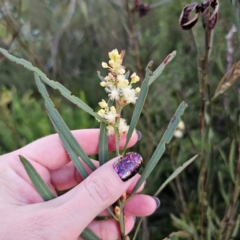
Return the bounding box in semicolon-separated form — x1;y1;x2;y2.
118;199;126;239
125;0;152;162
132;217;143;240
199;12;213;237
125;0;143;81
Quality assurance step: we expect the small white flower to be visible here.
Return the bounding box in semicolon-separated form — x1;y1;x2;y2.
118;118;129;134
121;85;132;96
103;106;119;124
117;75;129;88
117;75;125;81
174;120;185;138
174;129;184;138
121;86;138;104
177;120;185;131
106;87;120;100
106;125;115;135
104;111;119;124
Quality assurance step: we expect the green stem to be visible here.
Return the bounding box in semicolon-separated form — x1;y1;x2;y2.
200;11;213;237
118;199;126;239
107;207;119;221
115;103;123;156
132;217;143;240
114;124;120;156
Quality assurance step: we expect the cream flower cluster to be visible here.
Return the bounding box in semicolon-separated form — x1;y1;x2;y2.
174;120;185;138
100;49;140;106
97;49;141;135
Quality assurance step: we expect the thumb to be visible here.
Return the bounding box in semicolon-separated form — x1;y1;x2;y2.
45;152;142;236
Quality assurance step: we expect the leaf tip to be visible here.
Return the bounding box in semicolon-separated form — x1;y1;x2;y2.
172;50;177;56
181;101;188;108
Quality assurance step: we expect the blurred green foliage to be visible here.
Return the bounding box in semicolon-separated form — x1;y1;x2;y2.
1;0;240;239
0;87;97;154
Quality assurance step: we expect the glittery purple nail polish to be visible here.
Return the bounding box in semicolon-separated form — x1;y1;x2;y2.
113;152;143;182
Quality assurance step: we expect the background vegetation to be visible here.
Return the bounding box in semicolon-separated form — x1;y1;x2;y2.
0;0;240;239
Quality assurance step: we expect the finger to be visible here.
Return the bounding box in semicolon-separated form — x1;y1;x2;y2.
51;161;145;192
79;216;135;240
15;129;138;170
36;154;142;238
51;160;99;190
127;175;145;193
98;194;158;217
124;194;159;216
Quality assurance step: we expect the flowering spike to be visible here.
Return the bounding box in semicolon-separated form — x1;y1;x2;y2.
96;49;141;136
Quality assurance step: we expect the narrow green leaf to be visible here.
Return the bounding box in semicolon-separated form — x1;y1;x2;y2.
0;48;107;123
229;139;236;182
123;61;153;152
132;218;143;240
170;214;196;235
46;112;89;179
34;73;96;172
218;147;228;167
218;147;234;183
231;214;240;238
80;228;101;240
118;199;125;237
59;135;89;179
154;154;198;196
99;121;108;165
19;156;56;201
148;51;176;86
206;141;214;190
20;156;99;239
217;172;230;206
127;102;188;199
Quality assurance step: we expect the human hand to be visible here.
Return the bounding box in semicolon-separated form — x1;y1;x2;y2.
0;129;159;240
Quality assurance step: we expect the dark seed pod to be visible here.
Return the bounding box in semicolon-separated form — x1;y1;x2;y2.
179;2;201;30
132;0;150;18
202;0;219;30
138;3;150;17
113;152;143;182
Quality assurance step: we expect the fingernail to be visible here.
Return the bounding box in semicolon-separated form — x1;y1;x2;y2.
152;197;161;209
136;130;142;141
133;216;136;223
113;152;143;182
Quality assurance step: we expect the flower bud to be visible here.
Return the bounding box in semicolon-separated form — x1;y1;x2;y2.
98;99;108;108
102;62;108;68
114;206;121;218
135;87;141;93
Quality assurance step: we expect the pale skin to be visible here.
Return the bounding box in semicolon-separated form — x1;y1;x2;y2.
0;129;157;240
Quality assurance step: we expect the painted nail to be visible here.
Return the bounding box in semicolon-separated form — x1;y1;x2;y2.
136;130;142;141
113;152;143;182
152;197;161;209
